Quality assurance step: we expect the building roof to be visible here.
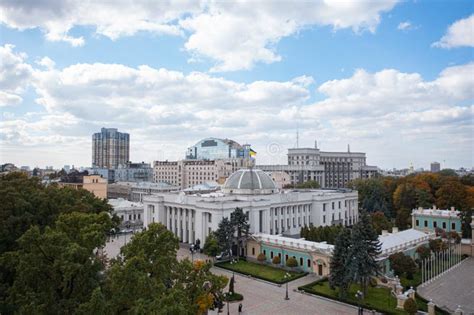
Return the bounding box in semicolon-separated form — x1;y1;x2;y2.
412;207;460;218
108;198;143;209
252;233;334;254
222;168;277;195
379;228;433;256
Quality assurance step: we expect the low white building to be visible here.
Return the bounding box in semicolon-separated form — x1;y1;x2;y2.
109;198;144;231
143;168;358;249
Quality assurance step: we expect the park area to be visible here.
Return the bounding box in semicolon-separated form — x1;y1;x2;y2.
298;279;448;315
215;260;305;284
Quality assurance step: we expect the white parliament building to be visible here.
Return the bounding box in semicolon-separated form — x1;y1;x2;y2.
143;169;358;247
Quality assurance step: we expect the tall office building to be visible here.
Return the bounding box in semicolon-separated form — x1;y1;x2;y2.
92;128;130;169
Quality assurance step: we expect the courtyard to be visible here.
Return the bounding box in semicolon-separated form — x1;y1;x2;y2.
418;257;474;314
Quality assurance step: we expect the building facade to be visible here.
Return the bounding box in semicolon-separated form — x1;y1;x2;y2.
143;168;358;249
153;159;251;189
259;142;378;188
109;198;143;231
92;128;130;169
186;138;253;160
114;162;153;182
412;206;462;234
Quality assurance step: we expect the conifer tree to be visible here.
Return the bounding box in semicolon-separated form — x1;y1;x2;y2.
329;228;352;299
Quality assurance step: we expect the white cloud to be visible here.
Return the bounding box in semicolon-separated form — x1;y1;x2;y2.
1;46;472;168
0;44;34;106
397;21;412;31
432;14;474;48
0;0;398;71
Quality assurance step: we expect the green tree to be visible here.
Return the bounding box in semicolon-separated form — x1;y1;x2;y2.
230;208;250;259
404;297;418;315
3;212;113;314
370;211;392;235
272;256;281;265
286;257;298;268
416;245;430;261
203;232;221;257
329;228;352;299
458;209;473;238
347;211;381;295
389;253;417;279
215;217;233;256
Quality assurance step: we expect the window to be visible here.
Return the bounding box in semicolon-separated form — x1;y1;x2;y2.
285;254;288;261
424;220;428;227
264;250;266;256
252;247;255;255
208;214;212;223
323;204;326;212
442;222;446;229
451;222;456;230
339;201;341;209
271;251;274;258
307;259;311;267
293;218;295;227
416;219;419;226
300;257;303;266
323;215;326;224
433;221;437;228
332;202;335;210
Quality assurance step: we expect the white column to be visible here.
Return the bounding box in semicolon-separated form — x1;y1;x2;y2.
195;211;203;245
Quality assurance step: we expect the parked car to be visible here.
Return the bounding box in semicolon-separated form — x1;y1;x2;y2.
216;250;232;261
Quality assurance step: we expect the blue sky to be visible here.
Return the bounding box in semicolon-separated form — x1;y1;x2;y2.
0;0;473;170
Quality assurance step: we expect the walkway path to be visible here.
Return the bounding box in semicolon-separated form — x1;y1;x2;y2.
418;258;474;314
209;268;358;315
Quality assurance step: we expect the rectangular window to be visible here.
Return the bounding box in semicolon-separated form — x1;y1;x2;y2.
451;223;455;230
307;259;311;267
424;220;428;227
433;221;437;228
323;204;326;212
442;222;446;229
339;201;341;209
332;202;335;210
300;257;303;266
416;219;419;226
323;215;326;224
208;214;212;223
252;247;255;255
271;251;274;258
285;254;288;261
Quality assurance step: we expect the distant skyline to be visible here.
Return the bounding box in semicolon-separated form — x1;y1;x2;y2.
0;1;473;170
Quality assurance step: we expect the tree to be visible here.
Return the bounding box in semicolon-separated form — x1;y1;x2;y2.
459;208;473;239
300;225;344;244
436;180;467;210
257;253;266;262
203;232;221;257
389;253;417;279
347;211;381;295
370;211;392;234
404;297;418;315
272;256;281;265
416;245;430;261
230;208;250;259
3;212;113;314
348;178;394;218
295;180;320;189
286;257;298;269
329;228;352;299
215;217;234;256
429;239;447;253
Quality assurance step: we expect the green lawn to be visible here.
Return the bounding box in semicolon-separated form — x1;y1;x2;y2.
300;280;407;315
400;271;422;289
216;260;304;284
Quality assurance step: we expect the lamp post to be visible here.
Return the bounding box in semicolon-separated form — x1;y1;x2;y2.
230;258;237;282
124;222;131;246
355;290;364;315
190;244;195;264
284;272;291;300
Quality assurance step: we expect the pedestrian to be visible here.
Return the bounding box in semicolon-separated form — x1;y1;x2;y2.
238;303;242;314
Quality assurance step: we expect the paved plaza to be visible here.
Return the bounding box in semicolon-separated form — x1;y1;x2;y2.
104;236;359;314
209;268;358;315
418;258;474;314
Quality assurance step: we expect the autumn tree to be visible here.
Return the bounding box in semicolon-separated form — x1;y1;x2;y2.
370;211;393;234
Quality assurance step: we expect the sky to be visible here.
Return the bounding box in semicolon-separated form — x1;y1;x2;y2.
0;0;473;170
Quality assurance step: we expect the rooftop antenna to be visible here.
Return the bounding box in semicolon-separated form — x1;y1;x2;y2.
347;144;350;153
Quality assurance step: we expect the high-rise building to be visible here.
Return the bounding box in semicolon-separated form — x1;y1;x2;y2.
92;128;130;169
430;162;441;173
186;137;253;160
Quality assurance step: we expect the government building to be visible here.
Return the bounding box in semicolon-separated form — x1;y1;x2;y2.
258;142;379;188
143;168;358;253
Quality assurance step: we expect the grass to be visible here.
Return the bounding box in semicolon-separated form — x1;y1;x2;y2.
400;272;422;289
225;292;244;302
215;260;305;284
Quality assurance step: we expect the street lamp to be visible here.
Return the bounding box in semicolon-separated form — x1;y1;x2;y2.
355;290;364;315
230;258;237;282
190;244;195;264
283;272;291;300
124;222;131;246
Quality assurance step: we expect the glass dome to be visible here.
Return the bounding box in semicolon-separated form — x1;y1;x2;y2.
222;168;277;195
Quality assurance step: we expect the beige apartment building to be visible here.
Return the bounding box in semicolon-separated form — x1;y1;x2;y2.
153;159;252;189
60;174;107;199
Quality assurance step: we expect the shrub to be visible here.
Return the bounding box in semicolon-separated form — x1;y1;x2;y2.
380;277;388;284
286;257;298;268
272;256;281;265
404;298;418;315
369;277;377;287
257;253;266;262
